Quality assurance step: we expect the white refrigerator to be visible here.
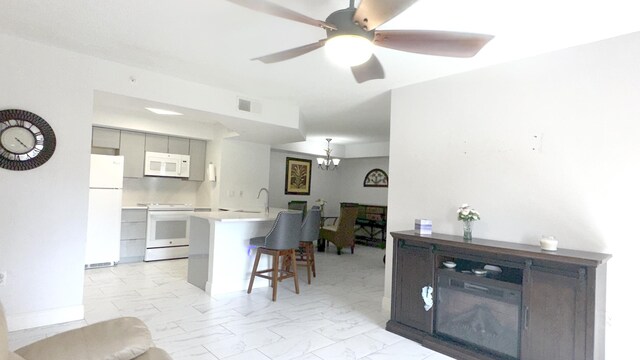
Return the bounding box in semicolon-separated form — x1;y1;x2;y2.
85;154;124;268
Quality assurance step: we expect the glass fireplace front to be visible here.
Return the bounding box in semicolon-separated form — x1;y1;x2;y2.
436;273;521;359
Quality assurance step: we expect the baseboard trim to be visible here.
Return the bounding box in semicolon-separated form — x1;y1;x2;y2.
6;304;85;332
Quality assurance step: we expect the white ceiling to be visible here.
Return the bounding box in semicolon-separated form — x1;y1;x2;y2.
1;0;638;145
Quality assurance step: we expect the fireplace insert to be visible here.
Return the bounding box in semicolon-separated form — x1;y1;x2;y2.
435;272;521;359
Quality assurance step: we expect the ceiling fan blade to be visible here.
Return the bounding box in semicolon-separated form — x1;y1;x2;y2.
353;0;419;30
252;40;326;64
227;0;336;30
374;30;494;58
351;54;385;84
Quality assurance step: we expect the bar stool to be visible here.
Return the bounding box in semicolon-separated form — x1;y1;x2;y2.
297;208;321;284
247;211;302;301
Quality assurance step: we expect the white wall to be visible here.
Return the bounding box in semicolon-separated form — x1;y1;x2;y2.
338;157;389;206
272;140;345;158
269;151;389;217
121;178;201;206
0;35;93;329
269;151;342;216
0;33;299;330
345;142;390;158
218;139;271;211
386;32;640;358
197;124;230;210
93;106;217;141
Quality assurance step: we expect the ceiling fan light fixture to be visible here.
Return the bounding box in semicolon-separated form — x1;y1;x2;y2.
325;35;374;67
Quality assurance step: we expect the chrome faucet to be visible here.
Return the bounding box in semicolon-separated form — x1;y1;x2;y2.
257;187;269;214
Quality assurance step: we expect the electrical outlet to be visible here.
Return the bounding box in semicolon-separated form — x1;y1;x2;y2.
0;271;6;286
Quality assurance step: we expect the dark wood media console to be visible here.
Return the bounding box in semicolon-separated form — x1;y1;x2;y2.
355;204;387;245
387;231;610;360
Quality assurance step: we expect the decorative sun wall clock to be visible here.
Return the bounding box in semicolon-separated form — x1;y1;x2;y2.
0;109;56;171
363;168;388;187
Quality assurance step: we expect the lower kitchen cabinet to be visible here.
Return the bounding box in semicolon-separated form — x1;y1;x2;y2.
387;231;610;360
120;209;147;263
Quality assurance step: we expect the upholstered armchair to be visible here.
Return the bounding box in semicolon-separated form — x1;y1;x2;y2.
1;302;172;360
320;204;359;255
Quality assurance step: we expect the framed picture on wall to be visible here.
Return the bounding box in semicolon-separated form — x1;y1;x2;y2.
285;157;312;195
363;168;388;187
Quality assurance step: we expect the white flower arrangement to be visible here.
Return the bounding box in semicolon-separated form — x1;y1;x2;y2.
457;203;480;221
315;198;327;206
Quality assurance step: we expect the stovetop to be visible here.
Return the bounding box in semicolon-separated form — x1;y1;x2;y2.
138;203;194;211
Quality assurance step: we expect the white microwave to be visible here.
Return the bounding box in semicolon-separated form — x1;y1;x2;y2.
144;152;190;178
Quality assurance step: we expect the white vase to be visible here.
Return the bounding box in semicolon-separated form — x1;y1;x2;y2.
540;236;558;251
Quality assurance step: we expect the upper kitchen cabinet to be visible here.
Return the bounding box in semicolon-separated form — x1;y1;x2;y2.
120;131;145;178
145;134;169;153
189;139;206;181
145;134;190;155
169;137;190;155
90;126;206;181
92;127;121;149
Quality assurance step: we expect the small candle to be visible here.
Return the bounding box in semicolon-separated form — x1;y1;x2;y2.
540;236;558;251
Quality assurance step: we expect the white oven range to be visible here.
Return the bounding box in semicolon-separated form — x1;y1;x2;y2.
140;203;194;261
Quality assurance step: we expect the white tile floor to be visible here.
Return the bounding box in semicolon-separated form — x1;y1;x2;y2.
8;246;453;360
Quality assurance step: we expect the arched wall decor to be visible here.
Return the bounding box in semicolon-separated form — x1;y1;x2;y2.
363;168;388;187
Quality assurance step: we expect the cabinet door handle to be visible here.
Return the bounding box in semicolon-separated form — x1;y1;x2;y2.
523;306;530;330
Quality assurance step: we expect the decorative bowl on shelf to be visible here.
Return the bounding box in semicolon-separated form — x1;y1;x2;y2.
442;261;457;269
472;269;488;275
483;265;502;273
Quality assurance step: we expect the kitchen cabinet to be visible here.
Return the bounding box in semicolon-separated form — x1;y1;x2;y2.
145;134;169;153
91;126;205;181
169;137;190;155
387;231;610;360
189;139;206;181
119;131;146;178
92;127;121;149
145;135;190;155
120;209;147;263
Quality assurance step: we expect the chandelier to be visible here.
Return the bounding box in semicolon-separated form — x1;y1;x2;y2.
317;138;340;170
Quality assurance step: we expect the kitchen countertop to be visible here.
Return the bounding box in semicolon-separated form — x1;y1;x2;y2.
122;205;148;210
188;207;300;295
190;208;288;222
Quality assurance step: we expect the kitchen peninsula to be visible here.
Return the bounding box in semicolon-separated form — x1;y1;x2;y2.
187;209;285;295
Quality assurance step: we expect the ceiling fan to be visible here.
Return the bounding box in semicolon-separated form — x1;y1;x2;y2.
228;0;494;83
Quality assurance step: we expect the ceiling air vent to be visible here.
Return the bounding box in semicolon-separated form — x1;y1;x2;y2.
237;97;261;114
